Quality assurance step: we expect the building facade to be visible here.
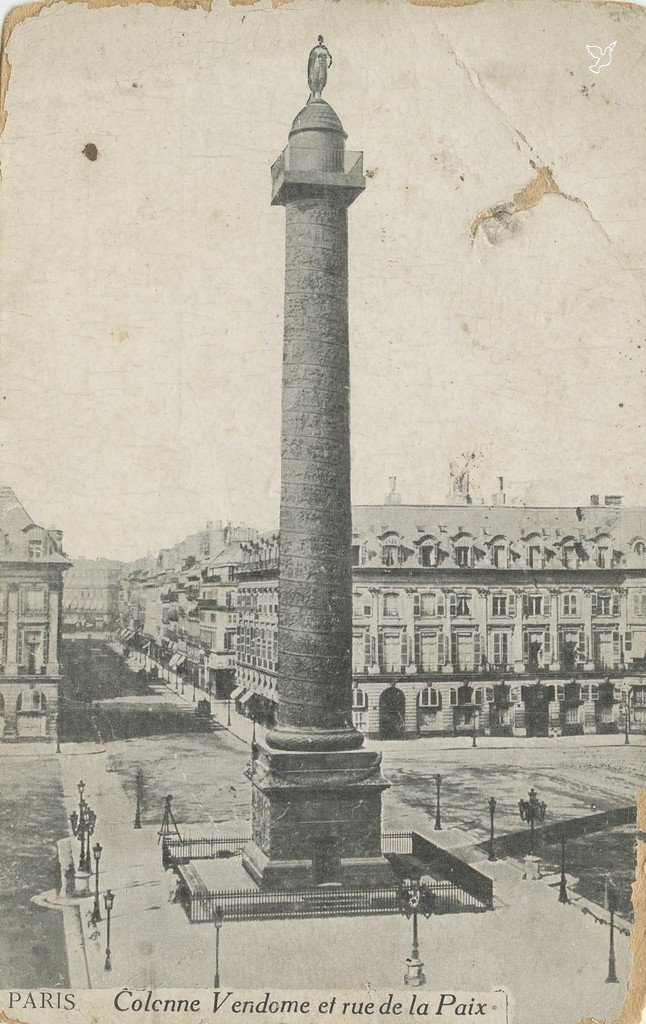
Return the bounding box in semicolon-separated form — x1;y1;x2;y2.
62;558;122;633
234;497;646;738
0;485;70;740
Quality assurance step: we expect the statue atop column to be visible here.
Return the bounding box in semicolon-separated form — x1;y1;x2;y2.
307;36;332;103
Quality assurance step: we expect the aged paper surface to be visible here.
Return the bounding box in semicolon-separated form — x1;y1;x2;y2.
0;2;645;1024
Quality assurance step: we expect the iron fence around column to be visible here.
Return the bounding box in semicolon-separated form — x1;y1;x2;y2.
182;879;486;924
162;835;250;867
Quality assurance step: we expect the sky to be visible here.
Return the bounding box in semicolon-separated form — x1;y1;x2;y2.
1;0;645;560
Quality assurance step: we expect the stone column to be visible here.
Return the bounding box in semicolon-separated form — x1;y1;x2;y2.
5;585;19;675
46;586;60;675
243;63;391;890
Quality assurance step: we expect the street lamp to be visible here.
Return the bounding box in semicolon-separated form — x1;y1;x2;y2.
227;696;231;726
134;768;144;830
488;797;497;862
434;774;442;831
399;876;435;987
558;833;569;904
624;685;634;745
518;787;546;856
213;906;225;988
472;707;479;748
70;799;97;874
91;843;103;923
103;889;115;972
606;880;619;983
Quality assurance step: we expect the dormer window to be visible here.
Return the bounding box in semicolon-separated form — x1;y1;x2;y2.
562;542;578;569
596;539;612;568
28;539;43;560
419;542;438;567
634;541;646;557
455;545;472;567
381;535;404;567
527;541;543;569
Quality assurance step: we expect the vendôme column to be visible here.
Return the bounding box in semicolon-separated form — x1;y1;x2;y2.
243;40;393;889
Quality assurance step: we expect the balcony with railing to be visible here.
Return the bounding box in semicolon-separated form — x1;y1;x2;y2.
271;147;365;204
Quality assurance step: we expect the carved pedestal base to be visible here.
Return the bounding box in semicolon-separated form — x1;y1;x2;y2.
242;742;394;890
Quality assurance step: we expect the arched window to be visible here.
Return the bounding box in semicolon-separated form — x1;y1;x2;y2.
16;689;46;713
633;540;646;557
418;686;440;708
595;535;613;569
561;538;578;569
453;537;474;568
353;687;368;710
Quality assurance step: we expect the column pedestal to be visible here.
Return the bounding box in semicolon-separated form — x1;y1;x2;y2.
243;742;395;890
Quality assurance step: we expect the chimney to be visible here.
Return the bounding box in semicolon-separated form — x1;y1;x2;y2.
449;469;471;506
590;495;599;507
492;476;506;506
386;476;401;505
604;495;623;507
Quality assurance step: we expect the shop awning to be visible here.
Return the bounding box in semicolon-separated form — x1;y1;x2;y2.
239;691;255;706
169;653;181;668
230;685;245;701
176;655;187;669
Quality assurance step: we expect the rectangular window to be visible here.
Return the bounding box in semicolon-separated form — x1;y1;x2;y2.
383;594;400;618
492;595;507;617
523;595;543;617
562;593;578;617
420;593;436;617
451;594;471;617
23;588;46;613
28;540;43;559
597;548;611;568
562;545;577;568
491;630;509;666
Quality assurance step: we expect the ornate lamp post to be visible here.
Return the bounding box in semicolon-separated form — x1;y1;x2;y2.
70;798;97;874
518;787;546;856
134;768;144;829
605;880;619;983
488;797;497;862
624;685;634;745
213;906;225;988
558;833;569;904
103;889;115;972
91;843;103;923
434;774;442;831
400;877;436;987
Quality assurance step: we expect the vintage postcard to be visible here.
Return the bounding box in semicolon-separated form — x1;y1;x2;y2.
0;1;645;1022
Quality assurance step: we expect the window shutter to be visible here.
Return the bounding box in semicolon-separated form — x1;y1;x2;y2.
493;632;500;662
544;630;551;659
613;630;620;665
413;593;420;617
437;595;446;617
544;594;551;617
474;631;481;666
591;592;598;616
377;631;384;667
371;635;377;666
508;594;516;617
401;629;408;667
449;593;457;617
451;632;457;665
612;593;620;617
364;630;371;667
626;630;633;653
578;629;586;663
438;632;445;669
414;629;421;667
522;595;529;618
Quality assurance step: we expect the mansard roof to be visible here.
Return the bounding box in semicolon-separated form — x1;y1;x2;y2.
351;503;646;570
0;484;70;565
